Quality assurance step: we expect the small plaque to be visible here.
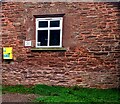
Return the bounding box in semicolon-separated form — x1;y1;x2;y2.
25;41;32;46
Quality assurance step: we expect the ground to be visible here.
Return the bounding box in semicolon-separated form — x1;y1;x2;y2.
2;93;38;102
1;84;120;103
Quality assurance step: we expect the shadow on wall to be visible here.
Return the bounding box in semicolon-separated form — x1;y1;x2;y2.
111;2;120;86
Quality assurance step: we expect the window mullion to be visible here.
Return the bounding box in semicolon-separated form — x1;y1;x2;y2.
60;19;63;47
48;20;50;47
36;19;38;47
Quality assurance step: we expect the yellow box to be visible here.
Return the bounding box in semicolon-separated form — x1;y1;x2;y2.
3;47;13;59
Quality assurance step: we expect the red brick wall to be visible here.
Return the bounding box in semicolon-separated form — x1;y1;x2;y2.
2;2;120;88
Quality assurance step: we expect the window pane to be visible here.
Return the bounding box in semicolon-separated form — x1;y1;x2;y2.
38;30;48;46
39;21;48;28
50;30;60;46
50;21;60;27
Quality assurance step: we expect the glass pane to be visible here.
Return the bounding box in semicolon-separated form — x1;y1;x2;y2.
39;21;48;28
50;21;60;27
38;30;48;46
50;30;60;46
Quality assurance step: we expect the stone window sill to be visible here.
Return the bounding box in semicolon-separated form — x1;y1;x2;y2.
31;47;66;52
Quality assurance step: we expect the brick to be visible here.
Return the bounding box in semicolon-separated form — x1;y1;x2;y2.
94;52;108;55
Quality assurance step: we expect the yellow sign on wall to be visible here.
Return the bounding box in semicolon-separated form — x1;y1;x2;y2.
3;47;13;59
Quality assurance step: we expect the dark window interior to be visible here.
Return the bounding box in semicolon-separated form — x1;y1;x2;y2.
49;30;60;46
38;30;48;46
50;21;60;27
39;21;48;28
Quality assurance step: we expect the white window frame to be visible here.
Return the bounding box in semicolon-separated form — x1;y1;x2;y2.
36;17;63;48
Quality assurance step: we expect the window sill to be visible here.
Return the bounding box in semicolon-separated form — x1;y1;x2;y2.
31;47;66;52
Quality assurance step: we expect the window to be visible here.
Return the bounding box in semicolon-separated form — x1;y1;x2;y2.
36;17;63;48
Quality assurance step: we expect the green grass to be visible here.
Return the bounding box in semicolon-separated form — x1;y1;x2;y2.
2;84;120;103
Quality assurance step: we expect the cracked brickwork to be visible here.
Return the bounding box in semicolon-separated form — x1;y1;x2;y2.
1;2;120;88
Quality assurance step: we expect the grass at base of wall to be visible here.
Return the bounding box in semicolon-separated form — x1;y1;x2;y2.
2;84;120;103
